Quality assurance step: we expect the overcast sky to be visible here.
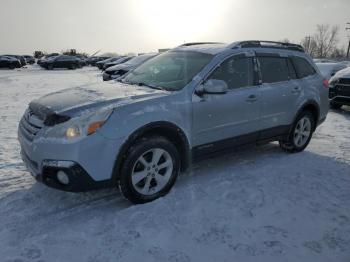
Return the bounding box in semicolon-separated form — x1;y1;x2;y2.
1;0;349;55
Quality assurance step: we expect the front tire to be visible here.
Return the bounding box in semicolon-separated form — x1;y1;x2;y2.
279;111;315;153
119;136;180;204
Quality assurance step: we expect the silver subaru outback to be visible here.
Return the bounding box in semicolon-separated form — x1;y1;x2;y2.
18;41;329;204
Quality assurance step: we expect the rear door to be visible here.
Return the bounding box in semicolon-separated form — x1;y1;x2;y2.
55;56;65;68
257;54;301;137
192;53;261;148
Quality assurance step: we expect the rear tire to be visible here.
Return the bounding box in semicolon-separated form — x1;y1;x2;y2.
48;64;54;70
279;111;315;153
119;136;180;204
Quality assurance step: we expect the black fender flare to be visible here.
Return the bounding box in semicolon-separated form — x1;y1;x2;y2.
111;121;191;183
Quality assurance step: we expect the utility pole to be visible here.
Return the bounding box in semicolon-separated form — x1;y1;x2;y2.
305;36;312;53
346;23;350;59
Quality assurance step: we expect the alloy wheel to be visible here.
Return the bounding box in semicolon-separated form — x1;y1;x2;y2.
131;148;173;195
293;117;311;147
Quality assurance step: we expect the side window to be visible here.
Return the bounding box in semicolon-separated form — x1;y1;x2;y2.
209;56;254;89
291;57;316;78
258;57;289;83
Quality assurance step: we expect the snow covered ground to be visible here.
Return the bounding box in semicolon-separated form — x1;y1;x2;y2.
0;66;350;262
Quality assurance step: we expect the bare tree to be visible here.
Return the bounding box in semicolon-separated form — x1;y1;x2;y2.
313;24;339;58
279;38;290;44
330;46;346;58
301;37;317;57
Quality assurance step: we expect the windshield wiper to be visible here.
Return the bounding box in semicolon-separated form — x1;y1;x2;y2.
117;79;165;91
136;82;163;90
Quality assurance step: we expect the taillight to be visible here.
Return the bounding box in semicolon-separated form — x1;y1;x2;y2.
323;79;329;89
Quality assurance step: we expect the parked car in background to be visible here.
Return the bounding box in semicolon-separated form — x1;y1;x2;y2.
316;62;347;80
313;58;337;63
103;53;158;81
75;55;87;66
37;53;60;65
96;56;124;70
339;60;350;67
329;67;350;109
23;55;35;64
39;55;82;70
103;56;133;70
18;41;328;204
0;55;21;69
87;56;111;66
4;55;26;67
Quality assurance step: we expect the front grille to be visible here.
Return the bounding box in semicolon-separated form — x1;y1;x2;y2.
19;109;44;142
334;83;350;97
338;78;350;85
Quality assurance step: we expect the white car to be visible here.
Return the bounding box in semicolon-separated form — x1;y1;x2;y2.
316;62;347;80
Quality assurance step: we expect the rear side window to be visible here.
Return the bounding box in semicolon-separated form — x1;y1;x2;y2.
291;57;316;78
258;57;289;83
209;57;254;89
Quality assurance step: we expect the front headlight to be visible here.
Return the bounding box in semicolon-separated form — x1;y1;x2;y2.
44;108;113;140
329;77;339;88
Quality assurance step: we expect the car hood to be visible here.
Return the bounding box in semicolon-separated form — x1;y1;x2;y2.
332;67;350;79
29;81;168;121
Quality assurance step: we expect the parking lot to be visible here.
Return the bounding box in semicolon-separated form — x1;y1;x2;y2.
0;66;350;262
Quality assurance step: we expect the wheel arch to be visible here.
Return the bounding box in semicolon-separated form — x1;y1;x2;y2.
295;100;320;131
112;121;191;182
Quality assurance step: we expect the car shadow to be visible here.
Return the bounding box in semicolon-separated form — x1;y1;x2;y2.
1;139;349;255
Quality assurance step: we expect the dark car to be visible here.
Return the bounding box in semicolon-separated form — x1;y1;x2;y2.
96;56;124;70
75;55;87;66
4;55;26;67
103;56;133;70
37;53;60;65
103;53;158;81
329;67;350;109
39;55;82;70
23;55;35;64
0;56;21;69
87;56;111;66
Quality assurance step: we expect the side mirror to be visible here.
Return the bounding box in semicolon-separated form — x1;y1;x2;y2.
196;79;228;95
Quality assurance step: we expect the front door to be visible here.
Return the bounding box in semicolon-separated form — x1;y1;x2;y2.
192;54;261;149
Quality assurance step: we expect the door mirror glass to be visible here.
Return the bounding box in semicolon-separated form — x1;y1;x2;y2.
201;79;228;94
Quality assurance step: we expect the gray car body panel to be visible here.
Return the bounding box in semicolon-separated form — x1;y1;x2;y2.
18;44;329;183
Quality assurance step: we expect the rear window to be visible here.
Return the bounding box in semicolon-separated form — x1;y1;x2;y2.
258;57;289;83
291;57;316;78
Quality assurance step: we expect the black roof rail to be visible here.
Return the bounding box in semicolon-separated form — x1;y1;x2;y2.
228;40;305;52
178;42;224;47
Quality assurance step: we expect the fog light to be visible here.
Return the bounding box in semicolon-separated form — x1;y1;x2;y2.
57;171;69;185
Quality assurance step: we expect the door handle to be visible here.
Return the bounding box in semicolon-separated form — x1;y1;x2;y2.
292;86;301;94
246;94;258;103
